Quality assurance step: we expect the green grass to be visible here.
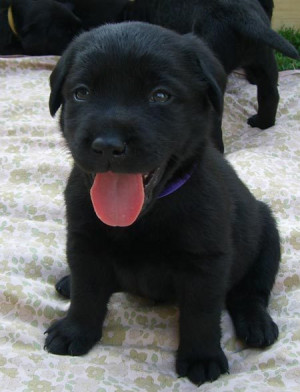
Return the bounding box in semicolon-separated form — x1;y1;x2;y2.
276;27;300;71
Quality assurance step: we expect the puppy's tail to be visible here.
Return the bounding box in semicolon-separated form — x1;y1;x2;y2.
233;17;300;59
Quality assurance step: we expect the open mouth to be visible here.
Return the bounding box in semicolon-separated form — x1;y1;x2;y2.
142;167;162;198
90;165;166;227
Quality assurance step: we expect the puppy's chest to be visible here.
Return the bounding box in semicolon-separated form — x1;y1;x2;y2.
110;234;180;301
106;219;203;301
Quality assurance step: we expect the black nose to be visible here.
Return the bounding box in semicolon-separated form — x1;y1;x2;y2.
91;136;126;157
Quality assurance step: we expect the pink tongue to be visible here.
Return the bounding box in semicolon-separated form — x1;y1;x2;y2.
90;172;145;227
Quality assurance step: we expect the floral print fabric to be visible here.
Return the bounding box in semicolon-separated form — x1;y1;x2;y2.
0;56;299;391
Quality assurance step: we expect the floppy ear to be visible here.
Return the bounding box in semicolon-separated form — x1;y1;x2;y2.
197;57;225;116
49;46;74;117
183;34;227;116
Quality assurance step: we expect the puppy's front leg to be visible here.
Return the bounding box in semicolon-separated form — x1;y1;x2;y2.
45;232;117;356
175;267;229;385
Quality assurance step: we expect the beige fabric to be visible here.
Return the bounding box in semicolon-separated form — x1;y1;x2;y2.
0;56;299;391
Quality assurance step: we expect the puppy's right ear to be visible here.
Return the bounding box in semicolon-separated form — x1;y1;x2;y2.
182;34;227;117
49;47;74;117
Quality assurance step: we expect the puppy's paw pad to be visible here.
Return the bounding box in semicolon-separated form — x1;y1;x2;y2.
176;350;228;385
44;317;100;356
235;311;279;348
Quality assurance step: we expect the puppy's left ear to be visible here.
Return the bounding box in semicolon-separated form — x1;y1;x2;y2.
197;56;225;116
183;34;227;116
49;30;92;116
49;47;74;116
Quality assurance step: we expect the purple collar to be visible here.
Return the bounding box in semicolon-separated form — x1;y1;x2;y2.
158;165;195;198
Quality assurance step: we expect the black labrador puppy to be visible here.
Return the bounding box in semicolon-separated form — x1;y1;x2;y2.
0;0;81;55
44;22;281;386
0;0;126;55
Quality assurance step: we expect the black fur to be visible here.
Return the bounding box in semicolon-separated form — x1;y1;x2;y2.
0;0;81;55
258;0;274;19
44;23;281;385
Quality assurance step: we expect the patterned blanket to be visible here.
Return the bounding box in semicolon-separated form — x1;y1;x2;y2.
0;56;299;392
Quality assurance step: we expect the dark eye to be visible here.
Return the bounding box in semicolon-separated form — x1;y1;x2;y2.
74;87;90;101
149;90;171;103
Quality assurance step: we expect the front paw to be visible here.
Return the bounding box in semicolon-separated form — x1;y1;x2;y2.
176;348;229;385
44;317;101;356
233;309;279;348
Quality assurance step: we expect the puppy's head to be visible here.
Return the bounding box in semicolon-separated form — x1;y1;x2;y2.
50;22;226;226
11;0;82;55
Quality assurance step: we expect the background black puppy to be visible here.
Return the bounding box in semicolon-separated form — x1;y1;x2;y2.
44;22;281;386
0;0;81;55
0;0;126;55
